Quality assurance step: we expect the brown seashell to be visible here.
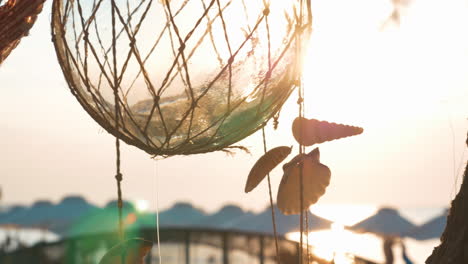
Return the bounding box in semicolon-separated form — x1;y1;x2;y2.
292;117;364;146
277;148;331;215
99;238;153;264
245;146;292;193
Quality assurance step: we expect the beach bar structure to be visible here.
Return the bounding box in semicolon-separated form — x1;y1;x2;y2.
0;227;376;264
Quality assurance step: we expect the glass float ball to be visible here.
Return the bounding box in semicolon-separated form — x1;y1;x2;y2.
52;0;309;156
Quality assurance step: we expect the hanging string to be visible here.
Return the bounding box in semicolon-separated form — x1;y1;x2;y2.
262;128;281;264
296;0;307;262
297;85;305;264
259;2;282;263
305;210;310;263
110;4;125;264
155;159;162;264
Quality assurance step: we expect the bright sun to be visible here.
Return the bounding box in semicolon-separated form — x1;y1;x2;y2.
135;199;150;212
299;0;468;127
284;0;468;262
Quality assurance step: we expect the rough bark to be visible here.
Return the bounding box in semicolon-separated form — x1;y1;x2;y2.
426;134;468;264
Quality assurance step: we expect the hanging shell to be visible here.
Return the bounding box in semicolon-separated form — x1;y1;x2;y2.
292;117;364;146
99;238;153;264
245;146;292;193
277;148;331;215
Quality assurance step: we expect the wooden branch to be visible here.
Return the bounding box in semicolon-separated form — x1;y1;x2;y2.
426;133;468;263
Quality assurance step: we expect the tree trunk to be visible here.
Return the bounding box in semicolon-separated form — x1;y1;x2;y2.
426;134;468;263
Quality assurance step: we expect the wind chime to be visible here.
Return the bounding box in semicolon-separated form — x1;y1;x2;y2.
244;3;364;264
51;0;312;262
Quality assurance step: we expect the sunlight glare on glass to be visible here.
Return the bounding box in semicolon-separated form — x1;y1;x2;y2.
135;199;150;212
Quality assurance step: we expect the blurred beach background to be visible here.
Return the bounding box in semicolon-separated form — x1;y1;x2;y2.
0;199;449;263
1;0;467;263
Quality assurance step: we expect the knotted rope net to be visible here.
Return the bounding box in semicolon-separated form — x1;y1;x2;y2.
0;0;45;64
51;0;311;156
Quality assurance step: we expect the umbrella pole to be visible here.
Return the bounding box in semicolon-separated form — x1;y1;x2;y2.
426;132;468;263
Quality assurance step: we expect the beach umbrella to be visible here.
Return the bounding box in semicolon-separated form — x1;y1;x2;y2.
157;202;207;227
0;197;98;235
0;205;27;224
0;200;55;229
193;204;247;229
0;0;45;65
350;208;416;237
226;205;332;235
407;209;448;241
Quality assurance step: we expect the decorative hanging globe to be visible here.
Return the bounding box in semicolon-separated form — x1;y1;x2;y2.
52;0;310;156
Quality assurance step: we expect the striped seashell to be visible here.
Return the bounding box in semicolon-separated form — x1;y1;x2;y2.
245;146;292;193
99;238;153;264
277;148;331;215
292;117;364;146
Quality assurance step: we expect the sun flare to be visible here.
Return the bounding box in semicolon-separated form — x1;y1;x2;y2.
287;222;383;263
135;199;150;213
298;0;468;127
310;204;378;226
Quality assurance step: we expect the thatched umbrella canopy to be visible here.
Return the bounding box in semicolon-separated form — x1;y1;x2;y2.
407;209;448;241
225;205;332;235
350;207;416;237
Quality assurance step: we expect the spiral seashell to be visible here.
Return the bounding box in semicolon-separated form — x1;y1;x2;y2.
99;238;153;264
245;146;292;193
277;148;331;215
292;117;364;146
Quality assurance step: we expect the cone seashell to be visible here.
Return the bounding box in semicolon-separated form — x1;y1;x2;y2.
292;117;363;146
99;238;153;264
245;146;292;193
277;148;331;215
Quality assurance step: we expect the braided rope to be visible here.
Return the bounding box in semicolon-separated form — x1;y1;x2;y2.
111;3;126;264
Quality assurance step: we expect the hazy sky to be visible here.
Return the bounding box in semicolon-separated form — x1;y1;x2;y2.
1;0;467;213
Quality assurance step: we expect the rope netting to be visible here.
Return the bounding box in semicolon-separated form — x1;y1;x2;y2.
0;0;45;64
51;0;311;157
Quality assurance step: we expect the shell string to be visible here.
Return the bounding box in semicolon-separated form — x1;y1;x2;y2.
262;128;281;264
296;0;307;262
155;159;162;264
111;0;124;243
258;2;281;262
